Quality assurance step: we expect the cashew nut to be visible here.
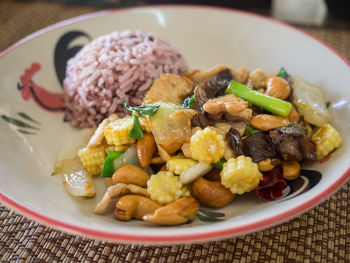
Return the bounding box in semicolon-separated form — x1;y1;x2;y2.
203;94;248;115
137;133;156;167
186;64;229;85
224;109;252;122
233;67;249;84
247;68;266;89
257;158;274;172
150;156;165;164
112;165;150;187
143;197;199;225
282;161;300;180
114;195;161;221
265;76;291;100
94;183;149;215
192;177;235;208
287;106;300;123
250;114;290;131
271;159;282;166
202;94;252;122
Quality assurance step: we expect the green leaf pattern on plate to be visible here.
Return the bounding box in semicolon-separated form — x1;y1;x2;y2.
18;112;41;125
197;209;225;222
1;112;40;135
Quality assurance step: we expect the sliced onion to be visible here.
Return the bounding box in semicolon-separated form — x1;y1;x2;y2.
61;156;96;197
122;144;140;167
179;162;212;185
292;77;332;127
112;153;124;171
118;144;154;175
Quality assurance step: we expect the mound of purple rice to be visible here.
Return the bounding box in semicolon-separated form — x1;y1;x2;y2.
63;30;187;128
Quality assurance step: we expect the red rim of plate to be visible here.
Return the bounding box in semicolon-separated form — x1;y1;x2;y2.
0;5;349;244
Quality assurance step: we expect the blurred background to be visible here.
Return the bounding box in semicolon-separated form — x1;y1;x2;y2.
1;0;349;52
42;0;350;22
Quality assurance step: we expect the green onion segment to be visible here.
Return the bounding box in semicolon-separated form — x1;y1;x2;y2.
277;67;288;78
183;95;195;108
245;126;262;136
225;81;292;117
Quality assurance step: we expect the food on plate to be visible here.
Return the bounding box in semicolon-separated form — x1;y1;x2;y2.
55;57;342;225
63;30;187;128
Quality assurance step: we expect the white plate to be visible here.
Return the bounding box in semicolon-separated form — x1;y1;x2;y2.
0;5;349;244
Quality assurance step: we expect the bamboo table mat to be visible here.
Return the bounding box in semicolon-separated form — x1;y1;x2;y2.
1;1;349;262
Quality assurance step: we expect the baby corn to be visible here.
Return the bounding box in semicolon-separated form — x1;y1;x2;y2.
78;145;106;175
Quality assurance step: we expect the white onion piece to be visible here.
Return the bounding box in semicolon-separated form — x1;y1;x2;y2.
62;156;96;197
179;162;212;185
118;144;153;175
113;153;124;171
292;77;332;127
122;144;140;167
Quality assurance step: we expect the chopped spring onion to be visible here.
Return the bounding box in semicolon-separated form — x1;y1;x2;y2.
225;81;292;117
245;126;262;136
183;95;195;108
277;67;288;78
101;150;123;178
211;158;226;169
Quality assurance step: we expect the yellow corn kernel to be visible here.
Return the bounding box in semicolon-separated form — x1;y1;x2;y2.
190;127;225;163
221;156;262;195
312;124;341;160
166;156;198;175
78;145;106;175
105;144;131;154
147;171;184;204
139;116;152;133
104;116;136;146
181;184;191;197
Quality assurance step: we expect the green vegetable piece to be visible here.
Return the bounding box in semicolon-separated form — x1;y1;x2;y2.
198;209;225;217
245;125;262;136
225;81;292;117
211;158;226;170
101;150;123;178
277;67;288;78
326;101;331;109
183;95;195;108
122;100;160;116
128;115;144;139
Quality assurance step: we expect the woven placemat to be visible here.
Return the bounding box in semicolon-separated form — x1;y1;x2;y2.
1;1;350;262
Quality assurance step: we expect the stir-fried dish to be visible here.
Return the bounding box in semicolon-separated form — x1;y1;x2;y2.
54;65;341;226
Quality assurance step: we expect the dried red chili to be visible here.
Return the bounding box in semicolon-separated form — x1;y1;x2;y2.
255;168;287;201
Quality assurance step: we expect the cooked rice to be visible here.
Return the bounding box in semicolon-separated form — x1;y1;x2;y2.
63;30;187;128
